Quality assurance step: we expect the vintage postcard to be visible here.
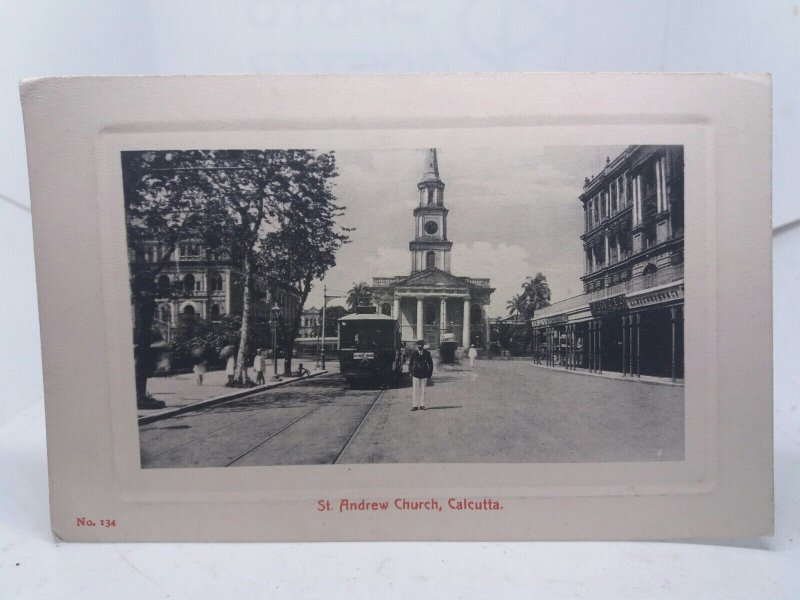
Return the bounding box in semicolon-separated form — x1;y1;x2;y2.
21;74;772;541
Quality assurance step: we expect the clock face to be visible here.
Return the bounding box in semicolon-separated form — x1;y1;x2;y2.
424;220;439;234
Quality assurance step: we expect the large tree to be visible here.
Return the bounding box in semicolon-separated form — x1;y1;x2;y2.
323;305;349;337
506;293;529;321
255;150;350;375
521;272;552;319
184;150;300;384
122;151;212;407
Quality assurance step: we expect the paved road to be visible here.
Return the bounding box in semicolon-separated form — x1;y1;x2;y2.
139;362;684;468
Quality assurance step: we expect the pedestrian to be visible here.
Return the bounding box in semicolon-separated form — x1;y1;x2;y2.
409;339;433;411
193;358;206;386
254;348;265;385
225;352;236;387
468;344;477;369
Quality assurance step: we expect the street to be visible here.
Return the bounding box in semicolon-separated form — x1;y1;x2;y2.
139;361;684;468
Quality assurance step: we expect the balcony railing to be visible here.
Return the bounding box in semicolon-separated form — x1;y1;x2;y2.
535;263;683;321
372;277;398;286
467;278;491;287
586;263;683;303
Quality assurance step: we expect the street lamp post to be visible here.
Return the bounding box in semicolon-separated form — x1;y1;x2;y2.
270;302;282;381
321;285;328;370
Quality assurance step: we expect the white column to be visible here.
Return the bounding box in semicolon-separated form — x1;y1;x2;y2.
604;233;610;265
393;297;400;320
462;297;471;347
416;297;424;341
655;160;663;212
440;297;447;333
660;156;668;210
224;271;232;313
484;306;490;350
633;174;642;225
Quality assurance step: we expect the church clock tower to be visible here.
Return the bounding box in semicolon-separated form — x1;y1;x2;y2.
410;148;453;273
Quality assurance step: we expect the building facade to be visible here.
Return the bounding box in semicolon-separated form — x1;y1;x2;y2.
368;149;494;349
531;145;684;380
136;241;301;343
298;307;321;339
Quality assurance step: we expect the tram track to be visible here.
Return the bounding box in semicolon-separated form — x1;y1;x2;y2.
143;374;343;463
332;387;385;464
224;386;386;467
140;373;391;468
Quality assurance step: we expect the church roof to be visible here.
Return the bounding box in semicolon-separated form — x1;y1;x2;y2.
373;267;492;291
419;148;441;183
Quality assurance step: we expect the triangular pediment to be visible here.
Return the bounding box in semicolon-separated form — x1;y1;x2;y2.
393;267;471;289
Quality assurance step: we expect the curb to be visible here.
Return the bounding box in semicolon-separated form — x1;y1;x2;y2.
528;363;684;387
138;370;331;425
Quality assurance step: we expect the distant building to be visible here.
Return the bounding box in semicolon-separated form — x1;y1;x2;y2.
368;149;494;349
531;145;684;380
134;241;301;342
298;307;321;338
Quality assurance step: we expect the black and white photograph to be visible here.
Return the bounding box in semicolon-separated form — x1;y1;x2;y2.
126;144;685;468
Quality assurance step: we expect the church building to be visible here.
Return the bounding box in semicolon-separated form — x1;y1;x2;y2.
368;149;494;349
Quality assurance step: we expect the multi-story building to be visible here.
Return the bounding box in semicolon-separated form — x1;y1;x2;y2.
531;145;684;380
297;307;321;338
368;148;494;349
136;241;301;343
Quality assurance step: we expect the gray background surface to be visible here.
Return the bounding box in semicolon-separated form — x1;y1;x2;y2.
1;1;797;598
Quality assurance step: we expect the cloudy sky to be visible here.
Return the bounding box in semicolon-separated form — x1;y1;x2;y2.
306;145;626;317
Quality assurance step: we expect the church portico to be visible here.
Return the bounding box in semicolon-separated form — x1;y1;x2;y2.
368;148;494;349
388;290;488;349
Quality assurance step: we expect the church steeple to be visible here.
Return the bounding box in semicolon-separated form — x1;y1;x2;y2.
421;148;440;183
411;148;452;273
417;148;445;206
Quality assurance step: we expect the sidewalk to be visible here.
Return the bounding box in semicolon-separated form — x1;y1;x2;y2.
528;361;684;387
139;361;338;420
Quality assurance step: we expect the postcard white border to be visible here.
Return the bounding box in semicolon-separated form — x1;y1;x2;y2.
21;74;772;541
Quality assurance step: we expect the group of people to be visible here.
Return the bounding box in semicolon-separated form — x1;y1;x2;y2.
193;348;310;387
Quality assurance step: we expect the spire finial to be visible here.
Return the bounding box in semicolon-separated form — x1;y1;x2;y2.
421;148;440;182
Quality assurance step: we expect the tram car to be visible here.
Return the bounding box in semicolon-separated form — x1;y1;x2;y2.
337;313;403;388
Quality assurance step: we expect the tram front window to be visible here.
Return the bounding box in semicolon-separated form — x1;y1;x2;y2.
339;322;394;350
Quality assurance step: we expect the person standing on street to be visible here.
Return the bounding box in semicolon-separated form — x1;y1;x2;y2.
409;339;433;411
225;353;236;387
254;348;265;385
193;358;206;386
468;344;478;369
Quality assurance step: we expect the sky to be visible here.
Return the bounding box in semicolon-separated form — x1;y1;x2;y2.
306;145;627;317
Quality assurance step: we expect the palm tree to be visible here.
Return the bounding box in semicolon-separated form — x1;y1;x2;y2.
521;272;551;319
506;293;529;322
346;282;372;311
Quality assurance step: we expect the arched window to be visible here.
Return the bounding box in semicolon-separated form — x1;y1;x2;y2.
182;304;195;317
209;304;221;320
157;275;171;296
381;303;392;316
427;188;433;205
209;272;223;292
183;273;195;293
642;263;658;287
426;251;436;269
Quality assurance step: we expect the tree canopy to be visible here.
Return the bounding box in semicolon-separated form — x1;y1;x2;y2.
346;282;372;310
